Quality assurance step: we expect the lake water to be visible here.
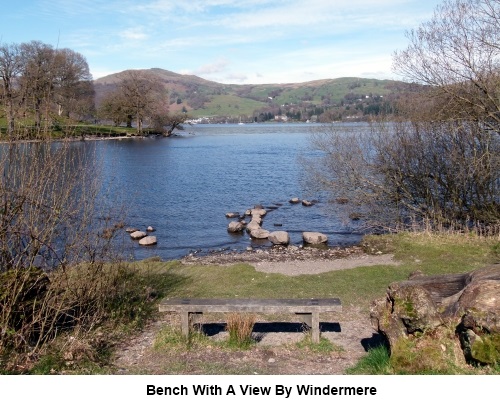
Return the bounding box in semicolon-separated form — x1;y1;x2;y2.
94;123;364;260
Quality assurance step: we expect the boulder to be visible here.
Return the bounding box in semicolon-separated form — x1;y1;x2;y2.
246;220;261;233
289;197;300;204
225;212;240;219
371;264;500;366
269;231;290;245
130;231;147;240
227;221;245;233
139;236;157;246
251;215;263;225
251;208;267;217
302;232;328;244
125;227;139;233
250;229;270;239
302;200;314;207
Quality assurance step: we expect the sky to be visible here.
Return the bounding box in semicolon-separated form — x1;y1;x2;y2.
1;0;443;84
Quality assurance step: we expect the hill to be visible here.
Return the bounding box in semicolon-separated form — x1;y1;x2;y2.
94;69;415;122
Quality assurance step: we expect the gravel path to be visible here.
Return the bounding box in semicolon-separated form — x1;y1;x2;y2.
252;254;398;275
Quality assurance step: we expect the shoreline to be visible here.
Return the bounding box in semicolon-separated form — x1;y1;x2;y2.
180;244;400;275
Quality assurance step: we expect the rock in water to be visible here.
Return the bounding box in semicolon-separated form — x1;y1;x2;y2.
269;231;290;245
139;236;157;246
302;232;328;244
130;231;147;240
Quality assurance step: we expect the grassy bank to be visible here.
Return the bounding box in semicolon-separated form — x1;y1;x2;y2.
135;232;498;309
0;117;138;140
3;232;498;374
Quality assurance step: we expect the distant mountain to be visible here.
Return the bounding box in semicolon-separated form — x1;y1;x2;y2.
94;68;416;122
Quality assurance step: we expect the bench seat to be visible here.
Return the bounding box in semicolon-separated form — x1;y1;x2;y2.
159;298;342;343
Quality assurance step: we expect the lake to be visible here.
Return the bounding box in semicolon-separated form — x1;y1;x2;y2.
94;123;364;260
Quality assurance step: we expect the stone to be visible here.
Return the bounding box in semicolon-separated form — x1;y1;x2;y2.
225;212;240;218
130;231;147;240
302;232;328;244
250;229;270;239
251;208;267;217
246;220;261;233
139;236;157;246
269;231;290;246
227;221;245;233
302;200;313;207
125;227;138;233
251;215;263;225
289;197;300;204
147;226;156;232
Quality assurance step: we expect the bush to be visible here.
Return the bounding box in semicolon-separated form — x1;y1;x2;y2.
0;141;127;369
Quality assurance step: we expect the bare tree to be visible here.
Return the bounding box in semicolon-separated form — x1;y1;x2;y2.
1;41;94;139
393;0;500;130
0;43;24;138
97;70;188;135
53;48;94;120
0;141;126;356
306;0;500;230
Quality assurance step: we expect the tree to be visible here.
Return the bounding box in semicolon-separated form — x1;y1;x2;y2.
19;41;57;133
98;71;167;134
392;0;500;130
1;41;94;139
305;0;500;229
0;43;24;138
152;111;190;137
98;70;189;136
53;48;94;120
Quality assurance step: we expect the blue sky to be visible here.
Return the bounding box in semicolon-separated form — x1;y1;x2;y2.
1;0;442;84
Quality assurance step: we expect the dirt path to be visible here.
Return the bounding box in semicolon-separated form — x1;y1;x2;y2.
111;252;394;375
111;307;380;375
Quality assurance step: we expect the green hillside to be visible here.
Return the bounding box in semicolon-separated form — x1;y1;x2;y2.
94;69;415;122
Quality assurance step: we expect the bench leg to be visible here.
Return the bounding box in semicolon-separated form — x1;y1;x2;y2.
312;311;320;344
181;311;190;338
296;313;312;328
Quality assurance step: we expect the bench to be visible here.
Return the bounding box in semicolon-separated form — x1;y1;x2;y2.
158;298;342;343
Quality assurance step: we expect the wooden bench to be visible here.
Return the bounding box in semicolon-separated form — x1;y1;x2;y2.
158;298;342;343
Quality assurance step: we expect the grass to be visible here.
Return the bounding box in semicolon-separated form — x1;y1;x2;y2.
135;232;497;311
346;345;391;374
0;117;140;140
14;231;499;374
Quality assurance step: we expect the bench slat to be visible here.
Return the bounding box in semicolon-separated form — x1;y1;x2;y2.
159;298;342;313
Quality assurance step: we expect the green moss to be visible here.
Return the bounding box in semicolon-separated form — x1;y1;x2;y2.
471;334;500;365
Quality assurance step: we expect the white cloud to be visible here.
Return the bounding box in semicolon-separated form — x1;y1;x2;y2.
119;27;149;41
193;58;230;75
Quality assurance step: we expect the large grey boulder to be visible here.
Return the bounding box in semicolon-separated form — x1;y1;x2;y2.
269;231;290;245
302;232;328;244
